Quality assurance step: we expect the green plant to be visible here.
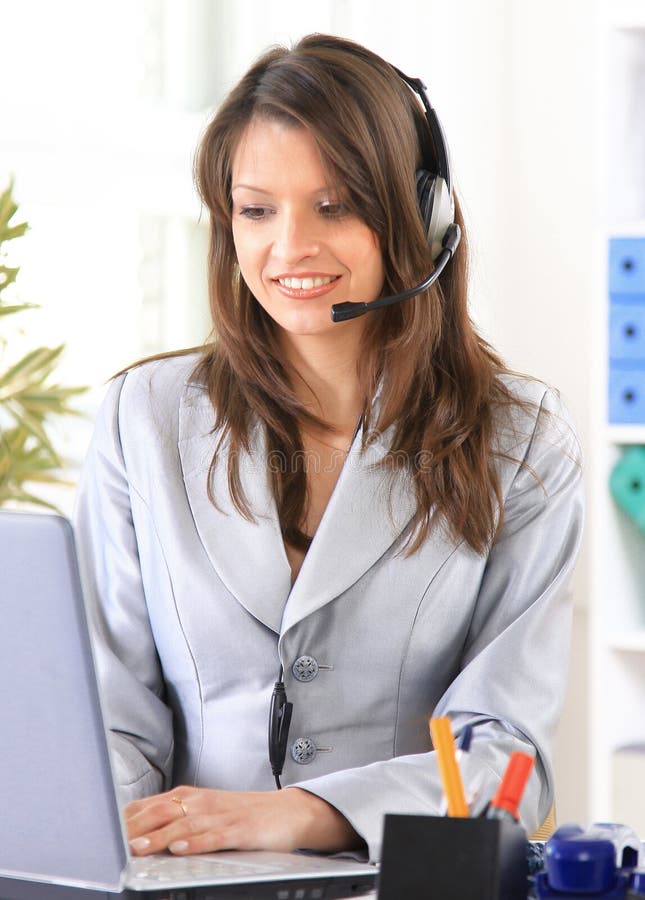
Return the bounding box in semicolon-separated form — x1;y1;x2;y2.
0;180;87;509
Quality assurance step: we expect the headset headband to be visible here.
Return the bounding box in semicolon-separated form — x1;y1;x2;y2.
391;66;452;195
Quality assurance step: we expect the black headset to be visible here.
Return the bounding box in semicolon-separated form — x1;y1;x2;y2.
330;67;461;323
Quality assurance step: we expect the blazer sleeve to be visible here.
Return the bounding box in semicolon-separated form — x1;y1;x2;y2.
73;374;174;804
290;388;584;862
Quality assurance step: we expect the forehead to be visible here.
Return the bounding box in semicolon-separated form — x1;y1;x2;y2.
231;117;331;189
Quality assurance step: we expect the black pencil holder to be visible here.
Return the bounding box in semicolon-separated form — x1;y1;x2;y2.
377;814;528;900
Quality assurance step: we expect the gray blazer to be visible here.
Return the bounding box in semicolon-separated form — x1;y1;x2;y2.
74;354;584;861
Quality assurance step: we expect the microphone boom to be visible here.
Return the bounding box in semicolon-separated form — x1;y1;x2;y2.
330;223;461;323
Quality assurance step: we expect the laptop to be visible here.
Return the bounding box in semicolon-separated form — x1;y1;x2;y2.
0;510;377;899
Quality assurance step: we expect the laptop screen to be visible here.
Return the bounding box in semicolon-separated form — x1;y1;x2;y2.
0;511;126;891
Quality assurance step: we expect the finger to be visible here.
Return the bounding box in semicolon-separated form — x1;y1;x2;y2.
129;814;216;856
125;786;192;820
167;814;300;856
126;797;189;840
167;821;243;856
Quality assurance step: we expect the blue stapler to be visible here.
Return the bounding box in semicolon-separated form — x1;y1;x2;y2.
534;823;641;898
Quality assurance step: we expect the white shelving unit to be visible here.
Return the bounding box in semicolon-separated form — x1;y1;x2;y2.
590;1;645;828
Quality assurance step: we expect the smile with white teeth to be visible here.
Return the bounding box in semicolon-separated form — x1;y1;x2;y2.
277;275;338;290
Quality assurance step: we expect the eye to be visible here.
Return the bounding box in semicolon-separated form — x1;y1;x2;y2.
237;205;273;221
317;200;347;218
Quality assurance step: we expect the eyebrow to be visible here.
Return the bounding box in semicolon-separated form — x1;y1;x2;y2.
231;183;335;196
231;184;273;195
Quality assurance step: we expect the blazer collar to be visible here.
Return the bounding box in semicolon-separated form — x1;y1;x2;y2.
178;380;450;635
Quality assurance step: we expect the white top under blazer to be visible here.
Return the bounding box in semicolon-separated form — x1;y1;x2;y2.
73;353;584;861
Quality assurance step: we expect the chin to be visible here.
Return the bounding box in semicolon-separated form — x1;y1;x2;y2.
282;325;337;340
276;311;337;337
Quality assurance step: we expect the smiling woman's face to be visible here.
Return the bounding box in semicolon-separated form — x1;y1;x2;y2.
230;117;385;344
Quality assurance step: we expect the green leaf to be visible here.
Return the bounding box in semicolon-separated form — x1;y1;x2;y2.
0;181;28;250
0;485;61;512
2;403;61;459
0;181;18;227
0;425;66;500
4;380;88;417
0;345;64;392
7;466;71;484
0;222;29;242
0;265;20;291
13;393;79;418
0;302;38;317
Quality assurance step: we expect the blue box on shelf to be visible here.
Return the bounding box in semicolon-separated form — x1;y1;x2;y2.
609;238;645;294
610;305;645;360
609;368;645;423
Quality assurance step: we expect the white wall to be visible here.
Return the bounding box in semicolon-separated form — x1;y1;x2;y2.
487;2;596;825
0;0;595;824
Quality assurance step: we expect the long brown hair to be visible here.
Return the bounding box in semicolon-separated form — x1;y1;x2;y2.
191;33;530;556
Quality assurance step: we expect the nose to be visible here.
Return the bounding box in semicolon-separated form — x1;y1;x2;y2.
271;207;320;266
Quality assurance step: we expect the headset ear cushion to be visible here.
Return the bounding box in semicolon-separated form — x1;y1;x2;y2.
415;169;436;240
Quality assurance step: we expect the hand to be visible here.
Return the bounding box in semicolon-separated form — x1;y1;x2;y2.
124;786;363;856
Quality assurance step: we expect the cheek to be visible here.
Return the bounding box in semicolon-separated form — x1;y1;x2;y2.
355;231;385;284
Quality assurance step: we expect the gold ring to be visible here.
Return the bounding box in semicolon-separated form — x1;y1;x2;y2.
170;796;188;816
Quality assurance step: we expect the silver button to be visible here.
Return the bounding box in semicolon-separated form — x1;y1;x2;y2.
291;737;317;764
292;655;319;682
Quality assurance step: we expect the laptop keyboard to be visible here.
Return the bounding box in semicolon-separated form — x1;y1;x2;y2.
129;853;284;882
126;850;376;896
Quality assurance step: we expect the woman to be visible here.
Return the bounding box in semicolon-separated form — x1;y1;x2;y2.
74;33;584;862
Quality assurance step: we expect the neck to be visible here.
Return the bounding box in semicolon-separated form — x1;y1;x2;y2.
280;331;364;434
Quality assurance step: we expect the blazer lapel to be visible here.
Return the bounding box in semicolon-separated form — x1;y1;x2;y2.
178;382;291;634
280;420;419;634
179;381;460;639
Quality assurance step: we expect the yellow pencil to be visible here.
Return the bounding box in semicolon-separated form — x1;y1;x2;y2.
429;716;470;817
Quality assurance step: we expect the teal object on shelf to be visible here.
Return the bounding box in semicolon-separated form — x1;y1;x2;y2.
610;446;645;533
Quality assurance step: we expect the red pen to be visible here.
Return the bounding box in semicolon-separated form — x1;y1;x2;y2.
486;752;535;822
